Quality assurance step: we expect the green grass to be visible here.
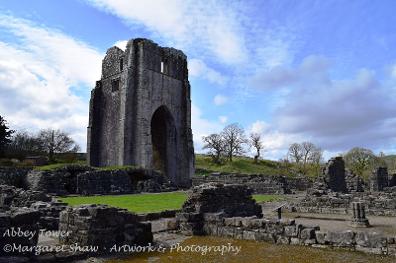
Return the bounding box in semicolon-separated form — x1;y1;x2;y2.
253;194;283;203
33;162;87;171
59;192;188;213
96;165;138;171
59;192;282;213
195;154;285;175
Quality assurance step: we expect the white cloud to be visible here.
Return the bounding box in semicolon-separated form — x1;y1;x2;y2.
114;40;128;51
250;55;328;90
247;120;304;160
0;15;103;150
86;0;247;64
249;55;396;153
188;58;226;85
250;120;270;134
218;116;228;124
391;64;396;79
191;103;223;152
213;94;228;106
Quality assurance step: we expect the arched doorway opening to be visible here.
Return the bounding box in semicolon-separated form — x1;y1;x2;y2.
151;106;177;181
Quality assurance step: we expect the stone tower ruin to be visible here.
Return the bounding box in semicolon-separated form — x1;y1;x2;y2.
87;38;194;187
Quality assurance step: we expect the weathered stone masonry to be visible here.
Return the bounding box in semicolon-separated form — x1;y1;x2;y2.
177;183;396;256
87;38;194;187
192;172;313;194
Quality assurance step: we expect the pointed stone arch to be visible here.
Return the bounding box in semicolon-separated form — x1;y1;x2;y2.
151;105;177;181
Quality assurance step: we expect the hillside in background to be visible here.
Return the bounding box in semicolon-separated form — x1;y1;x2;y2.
195;154;324;177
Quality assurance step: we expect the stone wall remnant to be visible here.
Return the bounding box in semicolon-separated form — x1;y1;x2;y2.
0;184;51;209
59;205;153;251
25;166;176;195
323;157;347;193
30;200;68;230
87;38;194;187
0;208;40;256
176;212;396;256
26;165;93;195
177;183;262;235
0;167;31;188
191;173;308;194
181;183;262;217
370;167;388;192
345;170;365;193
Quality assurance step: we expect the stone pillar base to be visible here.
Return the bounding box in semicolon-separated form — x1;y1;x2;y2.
350;219;370;228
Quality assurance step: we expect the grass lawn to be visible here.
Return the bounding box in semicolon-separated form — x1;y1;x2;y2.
252;194;283;203
59;192;282;213
59;192;187;213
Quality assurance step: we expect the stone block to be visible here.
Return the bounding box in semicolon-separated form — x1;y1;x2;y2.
277;236;291;245
315;231;327;244
285;225;298;237
256;230;276;243
300;228;315;240
355;232;387;248
242;230;258;240
325;231;355;247
203;223;218;236
290;238;301;245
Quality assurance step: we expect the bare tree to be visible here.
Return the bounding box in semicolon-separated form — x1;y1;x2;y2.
288;143;303;163
309;147;323;164
202;133;225;164
309;146;323;175
250;133;263;163
37;129;80;161
221;123;247;162
288;142;323;175
301;142;316;165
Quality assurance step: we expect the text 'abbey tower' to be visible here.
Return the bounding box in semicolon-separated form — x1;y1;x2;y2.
87;38;194;187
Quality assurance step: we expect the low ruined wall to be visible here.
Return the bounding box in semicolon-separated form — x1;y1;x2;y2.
286;176;314;191
0;167;31;188
182;183;262;218
26;165;94;195
59;205;153;251
0;184;51;209
192;173;312;194
26;166;175;195
293;191;396;216
0;185;67;231
76;170;133;195
0;208;40;256
177;212;396;256
30;200;68;230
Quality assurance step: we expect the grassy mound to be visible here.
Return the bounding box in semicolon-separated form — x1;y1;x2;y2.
195;154;287;176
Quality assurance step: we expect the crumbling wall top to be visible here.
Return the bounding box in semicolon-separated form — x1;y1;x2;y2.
102;46;125;79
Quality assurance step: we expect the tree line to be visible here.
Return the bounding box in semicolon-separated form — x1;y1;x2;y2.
0;115;80;162
202;123;263;164
202;122;394;178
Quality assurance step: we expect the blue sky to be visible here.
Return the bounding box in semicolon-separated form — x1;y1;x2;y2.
1;0;396;160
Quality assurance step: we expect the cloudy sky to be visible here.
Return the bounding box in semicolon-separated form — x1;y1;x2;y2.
1;0;396;160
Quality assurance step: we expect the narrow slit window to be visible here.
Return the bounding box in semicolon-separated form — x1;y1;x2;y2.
120;58;124;71
161;61;164;73
111;79;120;92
